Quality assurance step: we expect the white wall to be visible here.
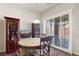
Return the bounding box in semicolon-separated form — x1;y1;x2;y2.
0;3;39;30
72;4;79;55
40;3;79;55
0;3;39;52
0;19;6;52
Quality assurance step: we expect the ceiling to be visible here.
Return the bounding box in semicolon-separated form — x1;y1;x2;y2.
16;3;60;14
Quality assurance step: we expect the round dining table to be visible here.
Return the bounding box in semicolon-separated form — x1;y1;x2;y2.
18;38;40;49
18;38;40;56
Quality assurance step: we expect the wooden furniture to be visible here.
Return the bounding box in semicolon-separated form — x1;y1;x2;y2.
33;36;53;56
5;16;20;54
32;23;40;38
40;37;50;56
18;38;40;48
17;38;40;56
39;36;52;56
17;37;53;56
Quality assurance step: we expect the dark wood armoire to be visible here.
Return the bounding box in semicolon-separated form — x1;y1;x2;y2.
4;16;20;54
32;23;40;38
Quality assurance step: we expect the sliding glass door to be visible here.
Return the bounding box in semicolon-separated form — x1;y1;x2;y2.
45;14;70;51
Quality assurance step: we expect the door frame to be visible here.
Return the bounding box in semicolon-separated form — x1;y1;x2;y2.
43;9;72;54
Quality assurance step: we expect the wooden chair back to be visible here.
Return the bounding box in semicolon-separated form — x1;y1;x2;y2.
40;36;53;56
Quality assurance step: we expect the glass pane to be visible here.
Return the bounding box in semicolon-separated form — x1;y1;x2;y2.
59;14;69;49
61;14;69;22
45;19;54;44
54;17;60;46
46;20;50;35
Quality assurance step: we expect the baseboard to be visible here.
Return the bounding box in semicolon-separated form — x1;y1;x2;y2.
72;53;79;56
51;44;72;54
0;51;6;55
51;45;79;56
0;51;16;56
51;46;71;55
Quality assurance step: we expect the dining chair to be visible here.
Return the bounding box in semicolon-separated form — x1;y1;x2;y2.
33;36;53;56
16;46;31;56
16;48;26;56
40;36;50;56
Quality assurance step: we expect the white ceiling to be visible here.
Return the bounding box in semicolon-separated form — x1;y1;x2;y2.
16;3;60;14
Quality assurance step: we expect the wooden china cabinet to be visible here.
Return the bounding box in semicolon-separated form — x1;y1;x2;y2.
32;23;40;38
4;16;20;54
